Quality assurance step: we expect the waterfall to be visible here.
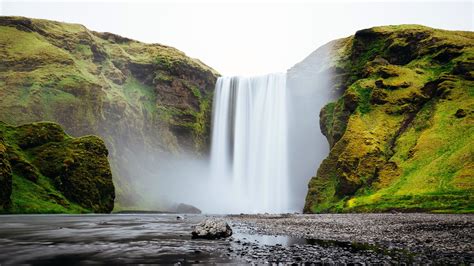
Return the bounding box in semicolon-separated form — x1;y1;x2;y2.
210;73;289;213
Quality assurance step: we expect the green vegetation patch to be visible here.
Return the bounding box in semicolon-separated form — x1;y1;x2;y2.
0;121;115;214
305;25;474;214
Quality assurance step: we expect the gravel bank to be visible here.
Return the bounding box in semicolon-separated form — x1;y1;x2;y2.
227;213;473;264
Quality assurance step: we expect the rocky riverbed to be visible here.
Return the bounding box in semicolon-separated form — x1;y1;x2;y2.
0;213;471;264
228;213;474;264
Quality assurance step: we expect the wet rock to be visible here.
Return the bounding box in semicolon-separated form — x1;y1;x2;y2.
192;219;232;239
230;213;474;264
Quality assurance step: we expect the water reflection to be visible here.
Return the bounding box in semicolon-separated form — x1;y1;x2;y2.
233;232;306;246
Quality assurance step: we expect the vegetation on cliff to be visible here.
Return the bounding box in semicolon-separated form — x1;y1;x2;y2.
0;121;114;213
0;16;219;210
304;25;473;213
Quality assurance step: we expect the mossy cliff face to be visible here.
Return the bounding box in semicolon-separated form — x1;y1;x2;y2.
0;16;218;209
0;121;114;213
0;136;12;211
304;25;474;213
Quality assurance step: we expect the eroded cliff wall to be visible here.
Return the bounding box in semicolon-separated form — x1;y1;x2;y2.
0;16;219;210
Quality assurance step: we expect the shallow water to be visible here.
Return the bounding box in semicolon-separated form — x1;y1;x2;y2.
2;213;467;264
0;214;238;264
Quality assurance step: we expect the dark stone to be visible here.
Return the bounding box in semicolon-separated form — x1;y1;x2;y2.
375;80;385;88
176;203;202;214
387;43;417;65
453;61;474;81
400;81;411;88
386;31;430;65
454;109;466;118
371;89;389;105
343;91;359;112
433;48;462;63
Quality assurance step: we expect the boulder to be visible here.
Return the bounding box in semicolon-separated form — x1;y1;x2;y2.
176;203;202;214
0;121;115;213
191;219;232;239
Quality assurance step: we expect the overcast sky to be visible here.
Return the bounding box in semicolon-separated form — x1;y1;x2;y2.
1;0;473;75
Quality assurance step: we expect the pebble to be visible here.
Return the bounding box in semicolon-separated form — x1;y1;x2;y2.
225;213;473;264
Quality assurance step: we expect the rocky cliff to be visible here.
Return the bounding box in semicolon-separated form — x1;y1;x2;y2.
303;25;473;213
0;16;218;210
0;121;114;213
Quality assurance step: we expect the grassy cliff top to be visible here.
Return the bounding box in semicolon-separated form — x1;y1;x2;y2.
0;16;219;76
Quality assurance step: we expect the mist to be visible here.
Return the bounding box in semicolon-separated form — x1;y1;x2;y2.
113;43;337;214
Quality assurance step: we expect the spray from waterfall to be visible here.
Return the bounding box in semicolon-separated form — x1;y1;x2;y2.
209;73;289;213
139;42;335;214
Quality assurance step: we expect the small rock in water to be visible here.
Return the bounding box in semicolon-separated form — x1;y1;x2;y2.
191;219;233;239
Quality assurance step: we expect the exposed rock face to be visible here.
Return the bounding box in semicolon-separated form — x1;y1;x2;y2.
191;219;233;239
0;16;219;210
302;25;474;213
0;121;115;213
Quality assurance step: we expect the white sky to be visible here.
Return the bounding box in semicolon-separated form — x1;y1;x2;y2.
1;0;473;75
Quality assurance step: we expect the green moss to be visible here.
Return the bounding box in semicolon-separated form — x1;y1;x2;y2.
154;54;175;69
305;24;474;214
0;137;12;210
354;83;372;114
193;95;211;151
10;173;88;214
74;44;93;58
153;72;173;84
351;38;386;79
308;176;338;213
412;99;435;132
0;26;72;62
0;121;115;214
122;77;157;115
0;16;219;210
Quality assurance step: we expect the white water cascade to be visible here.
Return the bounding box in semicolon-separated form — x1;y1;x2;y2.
210;73;290;213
